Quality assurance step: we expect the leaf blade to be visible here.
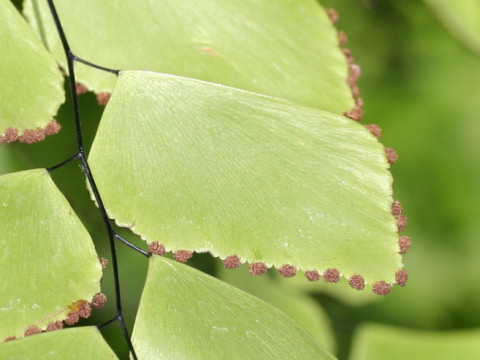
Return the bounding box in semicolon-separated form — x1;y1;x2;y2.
89;71;402;287
132;255;335;360
350;324;480;360
24;0;353;112
0;327;118;359
0;0;64;143
0;169;102;340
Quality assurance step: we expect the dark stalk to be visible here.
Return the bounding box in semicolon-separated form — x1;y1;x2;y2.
46;1;139;359
97;314;121;330
115;234;152;257
46;153;81;173
72;55;120;75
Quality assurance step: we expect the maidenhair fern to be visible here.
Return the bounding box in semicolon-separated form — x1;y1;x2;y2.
0;1;410;359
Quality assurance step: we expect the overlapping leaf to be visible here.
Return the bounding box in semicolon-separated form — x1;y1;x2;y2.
217;263;336;352
0;0;64;144
0;327;118;359
131;255;335;360
88;70;402;287
0;169;102;340
24;0;354;112
350;324;480;360
424;0;480;55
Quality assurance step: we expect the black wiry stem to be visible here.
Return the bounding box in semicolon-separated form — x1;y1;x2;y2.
46;153;81;172
115;234;152;257
46;1;139;359
72;55;120;75
98;314;120;330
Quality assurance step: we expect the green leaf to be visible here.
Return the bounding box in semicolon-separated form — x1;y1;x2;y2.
279;271;382;307
89;70;402;288
217;263;336;353
131;255;335;360
0;169;102;340
424;0;480;55
24;0;353;112
0;0;64;144
349;324;480;360
0;327;118;359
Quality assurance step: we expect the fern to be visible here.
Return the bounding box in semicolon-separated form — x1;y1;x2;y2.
0;1;410;358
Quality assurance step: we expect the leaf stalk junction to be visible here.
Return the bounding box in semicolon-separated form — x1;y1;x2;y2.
45;1;150;358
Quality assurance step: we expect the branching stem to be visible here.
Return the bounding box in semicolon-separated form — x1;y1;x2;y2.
72;55;120;75
46;1;142;358
46;153;81;172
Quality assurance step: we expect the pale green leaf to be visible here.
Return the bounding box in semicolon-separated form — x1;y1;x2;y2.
0;0;64;143
131;255;335;360
0;169;102;340
24;0;353;112
279;271;382;307
349;324;480;360
217;263;336;353
424;0;480;55
89;70;402;287
0;327;118;359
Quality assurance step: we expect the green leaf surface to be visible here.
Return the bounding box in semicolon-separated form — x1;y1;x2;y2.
282;271;382;307
0;0;64;143
131;255;335;360
217;264;336;353
24;0;353;112
349;324;480;360
424;0;480;55
89;70;402;287
0;327;118;359
0;169;102;340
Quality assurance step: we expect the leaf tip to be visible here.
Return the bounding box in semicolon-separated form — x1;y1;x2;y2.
97;92;111;105
46;321;64;332
326;8;339;24
340;39;365;116
24;325;41;337
386;147;399;165
349;274;366;290
391;200;403;216
91;292;107;309
1;120;61;146
223;254;242;269
65;300;92;325
64;312;80;326
2;127;19;143
278;264;297;278
3;336;17;343
343;48;355;63
249;262;268;276
174;250;194;263
338;30;348;46
399;235;412;254
392;199;409;236
347;63;362;102
343;106;364;121
372;281;392;296
305;270;321;282
396;214;408;232
76;83;89;95
18;128;46;143
148;242;166;256
44;119;62;136
323;268;340;283
395;269;409;287
365;124;382;139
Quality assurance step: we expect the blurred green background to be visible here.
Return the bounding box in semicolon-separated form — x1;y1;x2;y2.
316;0;480;358
2;0;480;359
